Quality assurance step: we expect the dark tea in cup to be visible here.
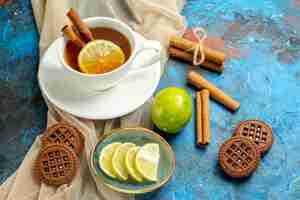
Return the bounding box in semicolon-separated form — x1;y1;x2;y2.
64;27;132;74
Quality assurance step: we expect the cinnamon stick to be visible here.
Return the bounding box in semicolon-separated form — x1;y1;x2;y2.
67;8;93;42
168;47;224;73
170;36;225;65
200;89;210;144
196;90;211;146
187;71;240;112
196;91;203;145
61;25;85;48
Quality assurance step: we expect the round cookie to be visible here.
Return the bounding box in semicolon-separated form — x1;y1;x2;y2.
219;137;260;178
41;123;84;155
35;144;79;186
234;120;273;153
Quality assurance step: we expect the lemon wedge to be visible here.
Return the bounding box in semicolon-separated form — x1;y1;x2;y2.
99;142;122;179
125;146;144;182
78;40;125;74
112;143;136;181
135;143;160;182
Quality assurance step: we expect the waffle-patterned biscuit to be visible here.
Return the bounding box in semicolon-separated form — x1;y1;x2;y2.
234;120;273;153
35;144;79;186
219;137;260;178
41;123;84;155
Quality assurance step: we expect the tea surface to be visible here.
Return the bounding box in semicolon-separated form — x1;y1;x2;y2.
64;27;131;73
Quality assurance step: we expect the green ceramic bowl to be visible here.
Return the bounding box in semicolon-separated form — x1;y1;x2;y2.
90;128;175;194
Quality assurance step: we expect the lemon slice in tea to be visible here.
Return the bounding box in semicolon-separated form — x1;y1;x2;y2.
78;40;125;74
125;146;144;182
99;142;122;179
112;143;136;181
135;143;160;182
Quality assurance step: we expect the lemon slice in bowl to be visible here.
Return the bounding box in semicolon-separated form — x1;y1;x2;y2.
112;143;136;181
99;142;122;179
135;143;160;182
125;146;144;182
78;40;125;74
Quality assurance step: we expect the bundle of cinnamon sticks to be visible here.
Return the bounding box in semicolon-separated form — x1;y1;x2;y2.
62;8;94;48
168;36;226;73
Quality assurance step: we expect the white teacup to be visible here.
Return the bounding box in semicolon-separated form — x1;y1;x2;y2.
57;17;162;92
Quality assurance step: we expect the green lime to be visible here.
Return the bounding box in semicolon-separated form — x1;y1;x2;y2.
151;87;192;134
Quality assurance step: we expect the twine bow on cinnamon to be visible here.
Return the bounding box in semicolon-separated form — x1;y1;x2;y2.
168;28;225;73
186;27;207;66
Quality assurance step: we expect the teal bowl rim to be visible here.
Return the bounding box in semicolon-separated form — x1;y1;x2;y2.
89;127;176;194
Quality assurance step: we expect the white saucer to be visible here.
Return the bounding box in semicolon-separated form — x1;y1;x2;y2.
38;32;161;120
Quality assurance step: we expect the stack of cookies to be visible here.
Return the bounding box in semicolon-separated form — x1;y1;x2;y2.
34;123;85;186
218;120;273;178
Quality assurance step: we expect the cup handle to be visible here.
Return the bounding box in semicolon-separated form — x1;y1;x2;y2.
128;40;162;75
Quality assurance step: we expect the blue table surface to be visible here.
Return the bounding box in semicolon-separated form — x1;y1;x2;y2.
1;0;300;199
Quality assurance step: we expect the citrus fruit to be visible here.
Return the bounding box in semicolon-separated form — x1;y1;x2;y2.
99;142;122;179
135;143;160;182
112;143;136;181
151;87;192;134
125;146;144;182
78;40;125;74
